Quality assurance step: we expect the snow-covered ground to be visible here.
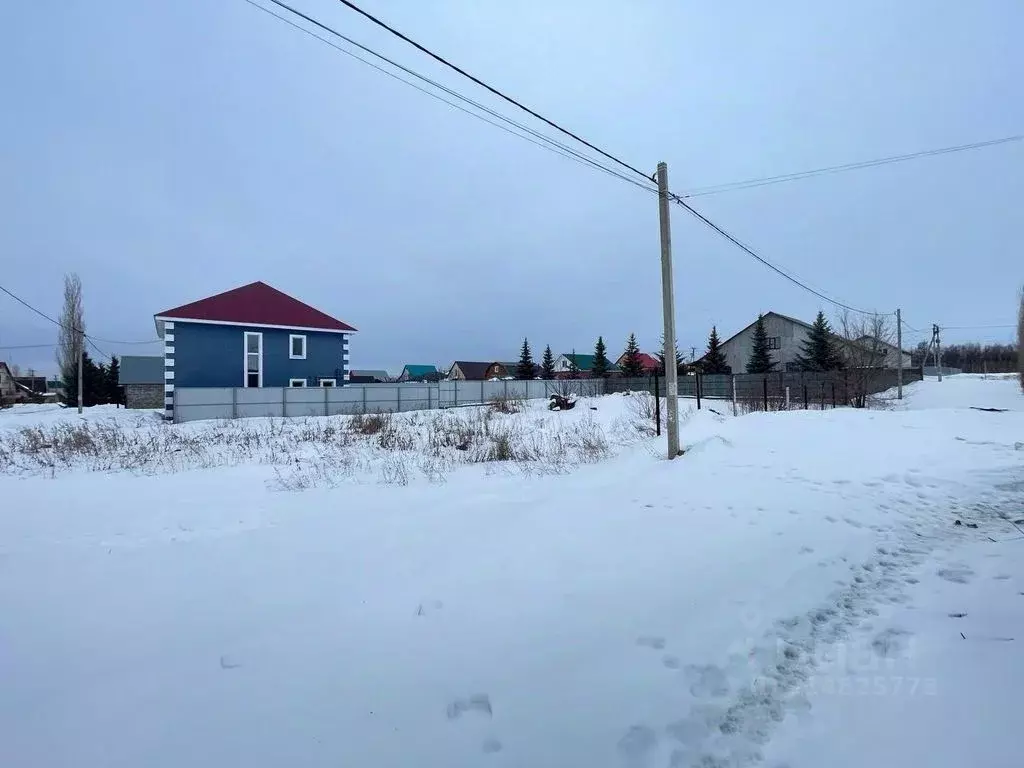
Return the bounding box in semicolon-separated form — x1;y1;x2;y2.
0;377;1021;768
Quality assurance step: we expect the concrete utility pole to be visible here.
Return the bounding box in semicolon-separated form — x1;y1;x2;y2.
896;308;903;400
656;162;680;459
77;332;83;415
935;324;943;382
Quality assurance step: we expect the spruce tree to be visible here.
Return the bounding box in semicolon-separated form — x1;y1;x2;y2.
746;314;776;374
795;310;843;371
516;338;535;379
591;336;610;378
701;326;731;374
619;333;644;378
657;333;683;375
106;355;121;405
541;345;556;379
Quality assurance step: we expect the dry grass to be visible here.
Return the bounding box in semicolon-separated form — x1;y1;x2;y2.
487;394;525;415
0;401;622;489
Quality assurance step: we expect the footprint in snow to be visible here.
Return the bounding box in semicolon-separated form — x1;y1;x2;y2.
684;664;730;698
447;694;492;719
937;566;974;584
617;724;658;765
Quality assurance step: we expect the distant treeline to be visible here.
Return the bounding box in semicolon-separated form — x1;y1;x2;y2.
911;341;1018;373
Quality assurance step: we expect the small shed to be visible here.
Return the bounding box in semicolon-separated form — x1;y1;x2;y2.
119;356;166;409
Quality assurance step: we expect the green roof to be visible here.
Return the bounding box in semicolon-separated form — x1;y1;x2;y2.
401;364;437;376
560;353;620;371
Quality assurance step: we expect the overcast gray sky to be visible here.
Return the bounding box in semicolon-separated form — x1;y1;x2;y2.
2;0;1021;375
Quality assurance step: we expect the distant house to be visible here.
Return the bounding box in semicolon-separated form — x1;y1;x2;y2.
154;281;357;420
853;336;913;369
448;361;495;381
495;361;541;379
0;362;16;403
14;375;48;395
397;364;439;382
700;312;814;373
119;356;166;409
704;312;908;373
615;351;660;375
349;369;390;384
553;353;620;377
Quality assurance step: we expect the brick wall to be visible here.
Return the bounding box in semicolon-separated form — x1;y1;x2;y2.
125;384;164;409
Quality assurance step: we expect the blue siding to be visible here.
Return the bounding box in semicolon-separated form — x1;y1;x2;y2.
171;322;348;387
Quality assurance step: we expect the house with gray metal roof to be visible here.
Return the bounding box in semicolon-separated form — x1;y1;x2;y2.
118;355;166;409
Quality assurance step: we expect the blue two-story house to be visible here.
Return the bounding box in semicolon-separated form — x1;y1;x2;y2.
155;281;357;420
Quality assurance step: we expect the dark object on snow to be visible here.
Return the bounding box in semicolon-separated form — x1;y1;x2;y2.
589;406;597;411
948;612;968;618
970;407;1008;413
954;520;978;528
548;394;576;411
455;440;470;451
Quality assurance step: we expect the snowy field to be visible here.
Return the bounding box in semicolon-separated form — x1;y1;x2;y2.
1;376;1021;768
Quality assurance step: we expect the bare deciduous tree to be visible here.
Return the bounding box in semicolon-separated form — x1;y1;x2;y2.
57;273;85;386
835;311;896;408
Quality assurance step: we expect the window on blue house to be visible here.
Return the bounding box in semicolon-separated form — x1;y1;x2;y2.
289;334;307;360
244;332;262;388
289;378;307;387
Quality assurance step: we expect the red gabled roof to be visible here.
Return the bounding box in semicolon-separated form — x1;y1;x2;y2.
155;281;356;332
637;353;660;371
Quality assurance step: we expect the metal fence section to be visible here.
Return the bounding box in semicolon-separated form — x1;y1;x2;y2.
172;379;604;423
171;369;923;423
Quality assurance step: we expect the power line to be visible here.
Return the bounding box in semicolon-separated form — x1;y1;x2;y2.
941;324;1017;330
668;194;886;315
682;134;1024;197
0;283;160;353
0;343;58;351
250;0;656;195
330;0;652;182
263;0;891;316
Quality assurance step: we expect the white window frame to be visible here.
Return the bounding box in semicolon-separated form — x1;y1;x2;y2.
289;334;307;360
244;332;263;388
318;378;337;387
289;378;307;388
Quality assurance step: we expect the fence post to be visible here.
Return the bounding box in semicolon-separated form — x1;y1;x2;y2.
282;386;287;418
324;384;329;417
731;375;737;417
428;386;432;410
803;383;809;410
232;387;237;419
696;373;702;410
503;379;508;400
480;380;485;404
831;382;836;409
362;385;367;414
397;386;402;413
762;377;768;411
654;373;661;436
820;383;825;411
785;386;790;410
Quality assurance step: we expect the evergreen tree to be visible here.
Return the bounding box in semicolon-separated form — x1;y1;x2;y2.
619;333;644;378
566;351;581;379
795;310;843;371
541;345;556;379
701;326;731;374
62;351;108;407
515;338;535;379
106;355;121;405
746;314;775;374
591;336;610;378
657;333;683;375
